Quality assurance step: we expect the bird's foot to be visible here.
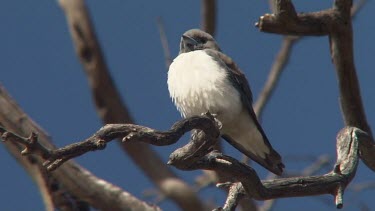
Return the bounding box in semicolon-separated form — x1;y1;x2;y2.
201;111;222;130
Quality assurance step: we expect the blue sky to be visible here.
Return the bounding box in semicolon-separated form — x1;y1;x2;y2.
1;1;374;210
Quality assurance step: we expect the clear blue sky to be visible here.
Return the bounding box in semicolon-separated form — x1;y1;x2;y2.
1;1;374;210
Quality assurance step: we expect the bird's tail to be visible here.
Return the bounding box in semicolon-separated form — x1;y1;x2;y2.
222;112;284;175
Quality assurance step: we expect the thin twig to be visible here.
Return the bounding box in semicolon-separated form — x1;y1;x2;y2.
156;17;172;69
349;181;375;192
253;35;298;119
351;0;367;17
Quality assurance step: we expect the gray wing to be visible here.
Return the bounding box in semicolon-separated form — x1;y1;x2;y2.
204;49;285;175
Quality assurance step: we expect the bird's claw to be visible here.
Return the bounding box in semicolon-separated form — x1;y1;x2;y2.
200;111;222;130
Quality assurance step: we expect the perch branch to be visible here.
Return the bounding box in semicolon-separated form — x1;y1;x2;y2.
1;113;220;171
3;102;367;209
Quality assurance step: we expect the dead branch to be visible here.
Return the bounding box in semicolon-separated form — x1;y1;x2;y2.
217;183;244;211
1;113;220;171
2;100;369;210
0;125;55;211
196;1;368;209
0;84;86;211
0;85;159;211
157;17;172;69
257;154;332;211
217;127;365;209
255;0;367;126
247;1;374;210
256;0;375;171
2;0;372;210
246;8;300;211
201;0;216;36
253;36;298;119
58;0;205;210
301;155;332;176
350;181;375;192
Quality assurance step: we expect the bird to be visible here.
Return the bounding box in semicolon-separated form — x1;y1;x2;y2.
167;29;284;175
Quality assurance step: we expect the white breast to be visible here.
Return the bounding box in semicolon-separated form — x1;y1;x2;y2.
167;50;242;125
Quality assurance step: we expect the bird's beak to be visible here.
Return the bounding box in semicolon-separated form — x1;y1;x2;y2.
182;35;198;46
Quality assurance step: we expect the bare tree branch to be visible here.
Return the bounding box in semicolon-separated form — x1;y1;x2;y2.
330;0;375;170
0;85;159;211
1;114;220;171
2;98;368;209
58;0;206;210
201;0;216;36
252;0;366;174
0;85;87;211
301;155;332;176
217;127;364;209
256;0;375;172
58;0;132;123
1;142;56;211
243;1;372;210
216;183;244;211
257;154;331;211
157;16;172;69
2;1;372;210
255;0;367;121
350;181;375;192
253;35;298;118
258;198;276;211
351;0;367;16
256;8;331;35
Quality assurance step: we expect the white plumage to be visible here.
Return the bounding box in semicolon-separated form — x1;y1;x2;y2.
168;50;269;158
168;50;241;121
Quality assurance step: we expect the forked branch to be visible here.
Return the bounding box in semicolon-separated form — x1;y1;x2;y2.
256;0;375;171
1;112;367;210
1;113;220;171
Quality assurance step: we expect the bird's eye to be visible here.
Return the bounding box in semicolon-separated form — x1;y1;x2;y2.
200;38;207;44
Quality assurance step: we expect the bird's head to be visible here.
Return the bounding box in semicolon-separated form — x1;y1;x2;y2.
179;29;221;54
